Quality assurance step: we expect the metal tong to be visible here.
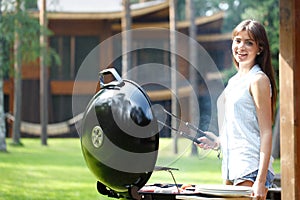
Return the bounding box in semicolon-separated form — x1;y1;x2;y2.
154;107;215;144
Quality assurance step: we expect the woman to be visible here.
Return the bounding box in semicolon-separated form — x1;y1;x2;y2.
197;19;277;200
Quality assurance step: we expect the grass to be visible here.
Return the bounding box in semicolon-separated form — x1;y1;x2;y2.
0;138;280;200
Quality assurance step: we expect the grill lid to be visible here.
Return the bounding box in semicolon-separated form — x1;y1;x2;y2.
80;68;159;198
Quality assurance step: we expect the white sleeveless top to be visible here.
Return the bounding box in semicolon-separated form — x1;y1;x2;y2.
219;64;274;180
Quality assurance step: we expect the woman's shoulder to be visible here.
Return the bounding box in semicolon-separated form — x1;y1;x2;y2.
250;65;270;85
251;71;270;86
250;72;271;97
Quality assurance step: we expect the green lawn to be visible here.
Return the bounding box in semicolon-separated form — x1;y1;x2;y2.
0;138;280;200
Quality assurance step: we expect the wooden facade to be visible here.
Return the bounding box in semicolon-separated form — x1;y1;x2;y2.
3;1;232;136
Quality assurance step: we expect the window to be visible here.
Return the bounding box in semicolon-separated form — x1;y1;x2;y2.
50;36;99;80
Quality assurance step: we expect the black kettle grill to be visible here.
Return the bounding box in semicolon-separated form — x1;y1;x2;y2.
80;68;160;199
80;68;209;199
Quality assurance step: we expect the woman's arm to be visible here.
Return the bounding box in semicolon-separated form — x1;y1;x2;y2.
250;73;273;198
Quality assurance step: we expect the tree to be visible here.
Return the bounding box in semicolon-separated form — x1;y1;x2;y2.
0;0;7;152
1;0;41;145
12;0;22;145
1;0;60;145
39;0;47;145
169;0;179;154
0;78;6;152
186;0;199;156
121;0;132;79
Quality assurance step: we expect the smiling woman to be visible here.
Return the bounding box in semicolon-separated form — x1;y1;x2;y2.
196;19;278;200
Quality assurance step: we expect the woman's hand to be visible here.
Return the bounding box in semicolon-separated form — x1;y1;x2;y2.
251;180;268;200
195;131;219;150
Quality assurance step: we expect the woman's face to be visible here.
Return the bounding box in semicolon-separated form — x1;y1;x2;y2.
232;30;260;68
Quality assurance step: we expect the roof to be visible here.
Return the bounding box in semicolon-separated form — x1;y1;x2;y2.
35;0;230;41
36;0;169;20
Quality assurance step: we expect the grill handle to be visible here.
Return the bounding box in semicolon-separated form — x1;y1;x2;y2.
99;68;124;88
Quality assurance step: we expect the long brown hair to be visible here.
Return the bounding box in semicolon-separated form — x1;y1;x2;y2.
232;19;277;122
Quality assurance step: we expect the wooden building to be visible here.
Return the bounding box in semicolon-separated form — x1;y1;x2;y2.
3;0;232;136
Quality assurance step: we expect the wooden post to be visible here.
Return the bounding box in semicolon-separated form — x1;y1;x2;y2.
279;0;300;199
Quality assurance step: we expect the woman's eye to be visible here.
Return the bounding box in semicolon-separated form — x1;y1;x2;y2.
234;39;241;43
245;41;253;46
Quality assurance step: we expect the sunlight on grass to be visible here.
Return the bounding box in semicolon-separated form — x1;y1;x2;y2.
148;138;223;185
0;138;101;200
0;138;280;200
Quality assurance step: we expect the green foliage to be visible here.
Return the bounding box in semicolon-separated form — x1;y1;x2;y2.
0;0;60;77
177;0;222;20
23;0;37;9
241;0;279;72
0;39;11;78
1;0;39;75
220;65;237;86
220;0;261;32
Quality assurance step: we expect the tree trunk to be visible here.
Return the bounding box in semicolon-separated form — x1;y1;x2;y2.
169;0;179;154
40;0;48;145
186;0;199;156
12;0;22;145
0;79;7;152
0;0;7;152
121;0;132;79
